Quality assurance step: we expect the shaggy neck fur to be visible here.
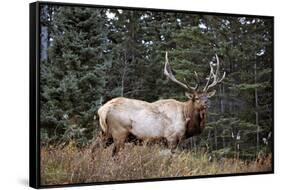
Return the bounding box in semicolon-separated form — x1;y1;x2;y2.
184;100;206;138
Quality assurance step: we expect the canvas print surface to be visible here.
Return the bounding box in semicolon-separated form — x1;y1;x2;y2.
38;3;273;186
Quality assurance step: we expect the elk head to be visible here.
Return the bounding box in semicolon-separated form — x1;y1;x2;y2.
164;52;226;111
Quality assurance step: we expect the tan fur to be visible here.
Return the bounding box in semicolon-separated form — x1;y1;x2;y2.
95;96;207;156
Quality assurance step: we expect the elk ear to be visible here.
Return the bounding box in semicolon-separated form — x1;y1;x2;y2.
185;92;193;99
207;90;216;98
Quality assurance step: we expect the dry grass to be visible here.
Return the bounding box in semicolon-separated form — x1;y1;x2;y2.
41;142;272;186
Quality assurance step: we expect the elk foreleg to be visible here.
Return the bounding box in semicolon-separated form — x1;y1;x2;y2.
167;135;179;153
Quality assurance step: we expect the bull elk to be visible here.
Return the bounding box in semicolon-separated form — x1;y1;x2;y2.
92;52;226;156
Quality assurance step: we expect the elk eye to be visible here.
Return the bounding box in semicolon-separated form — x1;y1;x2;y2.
195;97;199;100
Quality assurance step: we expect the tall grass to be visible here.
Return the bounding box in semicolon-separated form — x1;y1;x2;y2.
41;142;272;186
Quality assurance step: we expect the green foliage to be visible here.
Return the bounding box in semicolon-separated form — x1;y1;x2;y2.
40;5;273;157
40;6;108;145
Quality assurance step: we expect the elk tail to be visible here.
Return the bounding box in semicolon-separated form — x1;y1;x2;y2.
97;106;109;137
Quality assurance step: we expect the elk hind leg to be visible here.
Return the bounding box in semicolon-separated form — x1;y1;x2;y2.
91;132;113;154
112;131;128;157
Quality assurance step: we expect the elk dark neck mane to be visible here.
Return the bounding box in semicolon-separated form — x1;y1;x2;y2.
184;100;206;138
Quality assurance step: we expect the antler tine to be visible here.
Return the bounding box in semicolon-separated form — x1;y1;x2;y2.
164;51;197;91
215;54;226;83
185;71;199;90
203;61;214;91
204;54;226;92
218;71;226;83
214;54;220;80
164;52;189;90
193;71;199;90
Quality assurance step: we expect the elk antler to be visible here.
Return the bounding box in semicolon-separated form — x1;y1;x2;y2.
164;52;199;91
203;54;226;92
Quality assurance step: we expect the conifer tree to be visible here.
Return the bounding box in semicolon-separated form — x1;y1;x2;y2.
40;6;108;145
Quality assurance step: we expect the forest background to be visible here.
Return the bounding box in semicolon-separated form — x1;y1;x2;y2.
39;4;273;184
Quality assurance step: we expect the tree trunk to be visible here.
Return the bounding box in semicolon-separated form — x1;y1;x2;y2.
121;52;128;97
220;84;225;149
220;84;225;113
254;61;260;153
214;127;218;150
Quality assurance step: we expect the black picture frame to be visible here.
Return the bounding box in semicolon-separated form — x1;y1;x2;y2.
30;1;274;188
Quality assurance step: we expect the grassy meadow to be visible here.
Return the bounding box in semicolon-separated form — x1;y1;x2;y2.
41;142;272;185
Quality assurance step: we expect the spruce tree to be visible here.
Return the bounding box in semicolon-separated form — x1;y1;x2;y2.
40;6;108;145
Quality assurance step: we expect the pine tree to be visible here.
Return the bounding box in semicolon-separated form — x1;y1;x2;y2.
40;6;109;145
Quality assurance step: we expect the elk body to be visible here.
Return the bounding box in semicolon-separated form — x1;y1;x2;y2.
93;52;225;156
